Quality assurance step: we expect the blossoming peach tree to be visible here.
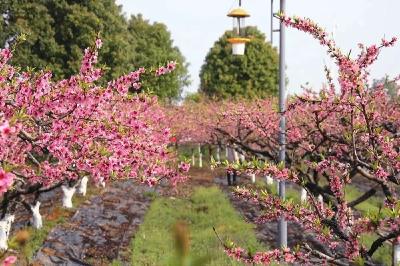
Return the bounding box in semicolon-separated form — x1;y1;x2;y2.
204;15;400;265
0;38;189;250
165;99;227;168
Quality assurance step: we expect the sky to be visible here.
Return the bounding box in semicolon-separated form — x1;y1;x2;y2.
116;0;400;96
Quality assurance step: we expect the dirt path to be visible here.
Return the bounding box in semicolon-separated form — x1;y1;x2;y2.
33;180;154;266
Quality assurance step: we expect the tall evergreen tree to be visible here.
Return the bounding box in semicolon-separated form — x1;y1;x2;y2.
0;0;132;80
199;27;279;99
127;14;190;102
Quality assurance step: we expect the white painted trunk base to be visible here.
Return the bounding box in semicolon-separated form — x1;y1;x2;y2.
0;214;14;250
300;188;307;203
394;244;400;266
318;195;324;210
216;146;221;162
239;153;245;162
62;185;76;208
77;176;89;196
233;150;239;163
199;153;203;168
31;201;42;229
225;146;228;158
250;173;256;183
265;175;273;185
97;176;106;188
198;144;203;168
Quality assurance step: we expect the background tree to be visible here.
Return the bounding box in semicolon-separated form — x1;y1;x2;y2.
199;27;279;100
0;0;132;80
127;14;190;102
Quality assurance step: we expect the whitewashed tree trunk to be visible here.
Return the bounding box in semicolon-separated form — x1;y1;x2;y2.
300;188;307;203
0;214;14;250
318;194;324;210
199;153;203;168
250;173;256;183
98;176;106;188
30;201;42;229
239;153;245;162
62;185;76;208
77;176;89;196
233;149;239;163
216;146;221;162
198;144;203;168
191;149;195;166
225;146;228;159
265;175;273;185
394;243;400;266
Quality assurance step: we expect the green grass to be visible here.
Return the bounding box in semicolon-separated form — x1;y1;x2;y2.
130;186;265;266
344;186;383;215
110;259;123;266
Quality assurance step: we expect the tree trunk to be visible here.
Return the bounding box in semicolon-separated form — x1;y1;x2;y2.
191;148;195;166
301;188;307;203
265;175;274;185
198;144;203;168
0;214;14;250
318;194;324;210
98;176;106;188
62;185;76;208
77;176;89;196
250;173;256;183
30;201;42;229
233;149;239;163
216;145;221;162
394;243;400;266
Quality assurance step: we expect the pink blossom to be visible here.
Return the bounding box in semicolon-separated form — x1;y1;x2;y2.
0;169;14;195
95;38;103;49
178;162;190;173
2;256;17;266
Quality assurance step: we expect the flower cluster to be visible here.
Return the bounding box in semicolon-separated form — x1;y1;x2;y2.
155;61;177;76
225;245;308;265
2;256;16;266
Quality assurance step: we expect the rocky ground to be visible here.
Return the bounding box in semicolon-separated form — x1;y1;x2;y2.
32;180;154;266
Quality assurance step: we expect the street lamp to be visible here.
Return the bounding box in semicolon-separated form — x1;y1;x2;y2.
227;0;288;248
227;1;251;56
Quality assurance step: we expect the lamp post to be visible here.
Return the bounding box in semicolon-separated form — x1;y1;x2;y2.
227;1;251;55
227;0;288;248
277;0;287;249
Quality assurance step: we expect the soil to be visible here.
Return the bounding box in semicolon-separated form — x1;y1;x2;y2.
32;180;154;266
